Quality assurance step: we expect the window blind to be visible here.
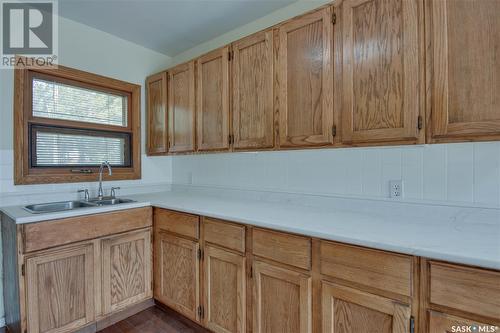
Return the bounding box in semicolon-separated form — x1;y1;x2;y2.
33;129;128;167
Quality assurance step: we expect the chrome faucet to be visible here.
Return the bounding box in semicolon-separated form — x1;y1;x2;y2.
97;161;112;200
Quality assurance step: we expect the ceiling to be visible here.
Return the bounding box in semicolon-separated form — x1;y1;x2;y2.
58;0;297;57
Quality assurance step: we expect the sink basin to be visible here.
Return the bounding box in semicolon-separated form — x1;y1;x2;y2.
89;198;136;206
24;201;97;214
24;198;137;214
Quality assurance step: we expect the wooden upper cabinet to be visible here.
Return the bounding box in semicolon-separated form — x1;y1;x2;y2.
322;282;411;333
154;231;200;322
168;61;196;153
340;0;422;144
101;229;152;315
253;260;312;333
277;7;334;148
427;0;500;142
146;72;168;155
25;243;95;333
196;46;230;151
232;30;274;150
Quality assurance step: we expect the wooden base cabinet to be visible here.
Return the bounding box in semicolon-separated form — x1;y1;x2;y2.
322;282;411;333
25;243;95;333
151;209;500;333
252;260;312;333
154;231;201;322
101;230;152;315
204;245;246;333
2;208;153;333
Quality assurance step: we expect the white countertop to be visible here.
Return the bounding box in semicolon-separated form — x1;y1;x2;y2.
2;188;500;270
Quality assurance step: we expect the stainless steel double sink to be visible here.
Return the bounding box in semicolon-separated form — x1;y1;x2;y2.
24;198;136;214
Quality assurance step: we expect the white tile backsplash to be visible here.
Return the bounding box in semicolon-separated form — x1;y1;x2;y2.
172;142;500;208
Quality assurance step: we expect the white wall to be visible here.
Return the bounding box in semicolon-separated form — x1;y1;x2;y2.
0;16;174;325
170;0;332;66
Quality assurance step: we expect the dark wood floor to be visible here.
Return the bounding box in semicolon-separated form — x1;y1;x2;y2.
98;306;205;333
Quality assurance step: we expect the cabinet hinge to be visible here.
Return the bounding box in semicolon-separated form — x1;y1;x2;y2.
332;125;337;137
410;316;415;333
198;305;204;319
21;263;25;276
198;248;203;260
228;50;234;61
249;265;253;279
228;134;234;145
417;116;423;130
332;12;337;25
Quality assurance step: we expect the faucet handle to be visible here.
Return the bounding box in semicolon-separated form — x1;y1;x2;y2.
110;187;121;198
78;189;90;201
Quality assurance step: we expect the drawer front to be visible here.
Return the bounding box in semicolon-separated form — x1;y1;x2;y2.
320;241;413;297
23;207;152;253
154;208;199;239
204;217;245;252
429;261;500;319
252;228;311;270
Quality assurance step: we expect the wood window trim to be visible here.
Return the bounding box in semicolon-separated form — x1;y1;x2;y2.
14;60;142;185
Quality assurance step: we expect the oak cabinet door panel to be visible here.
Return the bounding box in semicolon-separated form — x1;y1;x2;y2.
341;0;421;144
196;47;230;151
278;7;334;147
232;30;274;150
204;245;246;333
25;244;95;333
154;231;200;322
322;282;411;333
168;61;196;153
253;260;312;333
428;0;500;141
101;229;152;314
428;311;497;333
146;72;168;154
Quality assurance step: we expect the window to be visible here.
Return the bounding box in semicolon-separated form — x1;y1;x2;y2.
14;60;141;184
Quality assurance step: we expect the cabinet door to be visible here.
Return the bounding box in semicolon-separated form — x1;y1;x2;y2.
322;282;411;333
278;7;334;148
168;61;196;153
154;231;200;322
428;311;496;333
101;229;152;314
428;0;500;142
146;72;168;154
232;30;274;150
253;260;311;333
341;0;421;144
204;245;246;333
25;244;95;333
196;46;230;151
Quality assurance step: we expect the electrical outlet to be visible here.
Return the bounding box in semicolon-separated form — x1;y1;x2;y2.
390;180;403;199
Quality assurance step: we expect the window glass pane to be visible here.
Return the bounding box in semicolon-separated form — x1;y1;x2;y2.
32;78;128;127
33;128;129;167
